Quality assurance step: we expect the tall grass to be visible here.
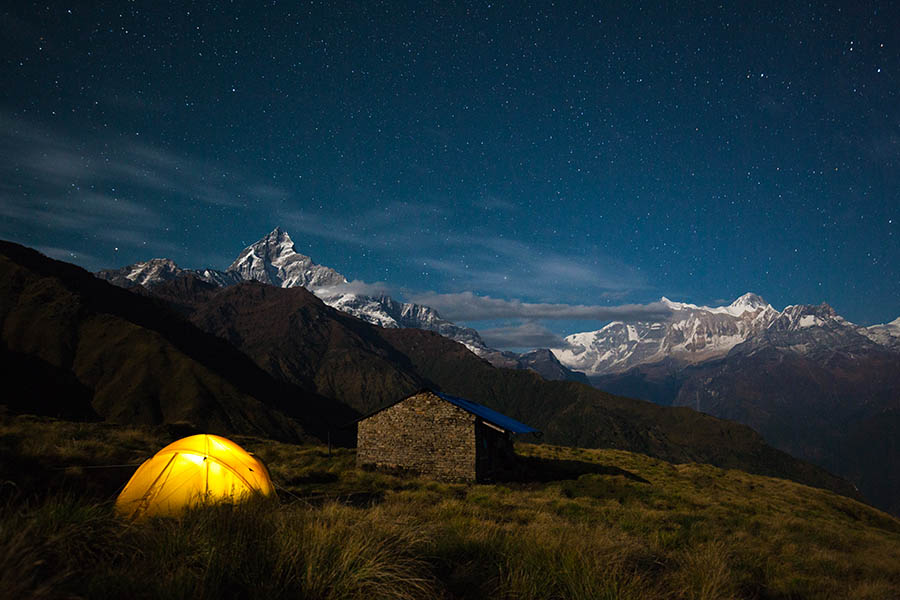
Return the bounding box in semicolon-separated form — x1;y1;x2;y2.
671;540;735;600
494;517;652;600
0;496;436;600
0;515;60;600
3;417;900;599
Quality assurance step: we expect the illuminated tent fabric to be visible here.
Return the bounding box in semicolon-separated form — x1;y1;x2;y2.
115;434;275;519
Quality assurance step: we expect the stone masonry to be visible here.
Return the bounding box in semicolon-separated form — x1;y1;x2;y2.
357;390;491;482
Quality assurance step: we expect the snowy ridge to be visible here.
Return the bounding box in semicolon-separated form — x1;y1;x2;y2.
660;292;772;317
862;317;900;351
554;294;779;376
317;291;486;348
554;294;898;376
97;258;241;288
122;258;181;287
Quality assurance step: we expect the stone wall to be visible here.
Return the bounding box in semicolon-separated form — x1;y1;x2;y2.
357;391;478;482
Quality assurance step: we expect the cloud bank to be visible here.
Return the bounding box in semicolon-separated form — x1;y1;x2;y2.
408;291;672;322
313;279;392;298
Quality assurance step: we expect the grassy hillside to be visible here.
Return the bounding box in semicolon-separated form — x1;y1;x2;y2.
2;416;898;599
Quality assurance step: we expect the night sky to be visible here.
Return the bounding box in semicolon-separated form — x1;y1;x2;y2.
2;1;898;344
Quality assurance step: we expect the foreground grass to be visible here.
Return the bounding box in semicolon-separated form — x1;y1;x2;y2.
2;416;899;599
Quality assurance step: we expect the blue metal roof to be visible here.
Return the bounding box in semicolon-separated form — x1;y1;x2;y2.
433;391;540;434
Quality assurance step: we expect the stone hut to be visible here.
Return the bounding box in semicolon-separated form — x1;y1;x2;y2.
356;389;540;482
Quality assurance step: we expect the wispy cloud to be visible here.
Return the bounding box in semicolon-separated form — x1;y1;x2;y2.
248;183;290;201
0;192;159;231
0;112;311;273
276;201;450;249
0;112;291;227
314;279;392;297
473;194;517;213
478;321;571;349
276;204;646;305
414;234;646;301
408;291;672;322
277;211;372;246
0;113;648;309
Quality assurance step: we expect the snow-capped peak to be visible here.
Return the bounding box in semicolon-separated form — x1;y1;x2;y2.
120;258;182;286
98;227;489;352
218;228;487;348
227;227;297;272
227;228;346;288
260;226;294;253
659;296;686;310
729;292;767;311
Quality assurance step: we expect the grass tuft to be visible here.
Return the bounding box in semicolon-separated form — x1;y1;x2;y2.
671;540;736;600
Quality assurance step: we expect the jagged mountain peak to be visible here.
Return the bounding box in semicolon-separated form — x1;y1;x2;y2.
659;296;680;310
223;230;488;350
127;257;182;280
95;228;488;358
259;226;293;248
143;257;178;267
227;227;300;269
780;302;840;321
227;228;346;288
96;257;184;288
729;292;767;310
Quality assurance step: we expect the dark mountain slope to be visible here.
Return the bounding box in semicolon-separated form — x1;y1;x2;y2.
163;279;425;414
674;346;900;514
150;276;858;499
518;348;591;383
1;344;98;420
0;241;354;441
592;344;900;514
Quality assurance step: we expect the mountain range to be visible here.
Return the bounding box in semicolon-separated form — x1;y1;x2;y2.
97;228;585;383
553;293;900;376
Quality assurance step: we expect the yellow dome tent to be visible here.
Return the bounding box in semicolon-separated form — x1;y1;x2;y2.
115;434;275;519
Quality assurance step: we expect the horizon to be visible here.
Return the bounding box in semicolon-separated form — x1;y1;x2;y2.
86;225;900;344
